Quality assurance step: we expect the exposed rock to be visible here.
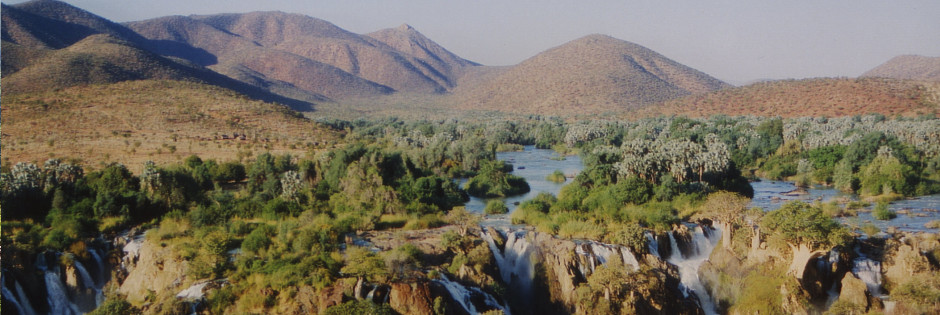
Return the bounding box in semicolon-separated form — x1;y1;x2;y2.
836;273;870;311
117;238;189;302
389;281;436;315
292;282;344;314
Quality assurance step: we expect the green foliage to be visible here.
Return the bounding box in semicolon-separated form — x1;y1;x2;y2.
323;300;396;315
384;243;423;280
760;201;851;249
88;297;139;315
465;160;530;198
858;154;914;196
341;246;388;281
546;170;566;183
484;199;508;215
872;202;896;220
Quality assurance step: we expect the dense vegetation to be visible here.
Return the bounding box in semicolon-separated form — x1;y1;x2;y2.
2;114;939;314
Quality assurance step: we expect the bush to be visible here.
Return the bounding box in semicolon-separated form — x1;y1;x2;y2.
873;202;896;220
323;300;396;315
546;170;566;183
860;223;880;237
484;200;508;215
88;298;139;315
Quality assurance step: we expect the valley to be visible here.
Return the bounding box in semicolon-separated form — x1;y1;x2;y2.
2;1;940;315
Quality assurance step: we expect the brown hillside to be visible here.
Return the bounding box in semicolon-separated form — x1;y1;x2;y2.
127;12;475;98
862;55;940;82
637;78;940;118
367;24;480;87
454;34;730;115
1;0;146;49
0;34;323;111
1;80;340;172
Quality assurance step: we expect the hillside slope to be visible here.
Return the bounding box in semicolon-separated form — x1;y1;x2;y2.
638;78;940;118
0;0;146;49
862;55;940;82
454;34;730;115
127;12;478;98
1;80;340;171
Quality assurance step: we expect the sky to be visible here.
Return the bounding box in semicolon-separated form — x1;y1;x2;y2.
4;0;939;85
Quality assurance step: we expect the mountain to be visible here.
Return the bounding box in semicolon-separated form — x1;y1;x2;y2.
861;55;940;82
0;0;324;110
638;78;940;118
1;80;340;171
126;12;478;98
0;0;146;49
453;34;730;115
367;24;479;87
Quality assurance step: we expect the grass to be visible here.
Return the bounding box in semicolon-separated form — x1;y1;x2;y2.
2;80;339;173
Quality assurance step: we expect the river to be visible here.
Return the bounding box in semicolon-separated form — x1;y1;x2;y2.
466;146;940;233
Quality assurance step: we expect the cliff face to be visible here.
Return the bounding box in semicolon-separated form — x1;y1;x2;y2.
483;228;701;315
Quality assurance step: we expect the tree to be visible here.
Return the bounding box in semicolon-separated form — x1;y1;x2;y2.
696;191;750;250
341;246;388;299
445;207;481;236
760;201;851;279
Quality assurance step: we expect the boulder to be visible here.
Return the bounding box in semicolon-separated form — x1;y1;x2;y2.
389;282;436;315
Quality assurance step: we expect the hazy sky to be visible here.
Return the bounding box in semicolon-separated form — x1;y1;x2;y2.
5;0;939;85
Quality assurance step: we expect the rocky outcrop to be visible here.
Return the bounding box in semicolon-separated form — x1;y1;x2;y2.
117;237;189;302
389;282;436;315
834;273;871;311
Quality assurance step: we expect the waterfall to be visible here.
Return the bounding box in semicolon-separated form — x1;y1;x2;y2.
435;274;512;315
667;225;720;315
45;271;81;315
575;242;640;274
668;232;683;260
646;232;660;258
481;229;534;290
2;284;28;315
88;249;106;285
14;279;38;315
74;260;106;306
851;257;883;298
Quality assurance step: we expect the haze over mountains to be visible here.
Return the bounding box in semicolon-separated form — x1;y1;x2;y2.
2;0;938;118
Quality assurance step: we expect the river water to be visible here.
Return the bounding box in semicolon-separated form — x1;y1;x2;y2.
467;146;940;233
749;180;940;233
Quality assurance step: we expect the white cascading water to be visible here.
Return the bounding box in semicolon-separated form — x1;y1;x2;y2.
435;274;512;315
15;279;38;315
2;284;28;315
851;256;884;298
74;260;106;305
646;232;660;258
824;250;842;308
575;242;640;274
88;249;106;285
667;225;720;315
45;271;81;315
481;228;534;291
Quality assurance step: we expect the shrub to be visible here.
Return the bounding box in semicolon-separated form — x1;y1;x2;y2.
860;223;880;237
323;300;396;315
546;170;566;183
88;298;139;315
873;202;896;220
484;200;508;215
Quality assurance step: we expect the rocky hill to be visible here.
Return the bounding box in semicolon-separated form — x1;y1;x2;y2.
453;34;730;115
637;77;940;118
0;0;324;110
126;11;478;98
862;55;940;82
